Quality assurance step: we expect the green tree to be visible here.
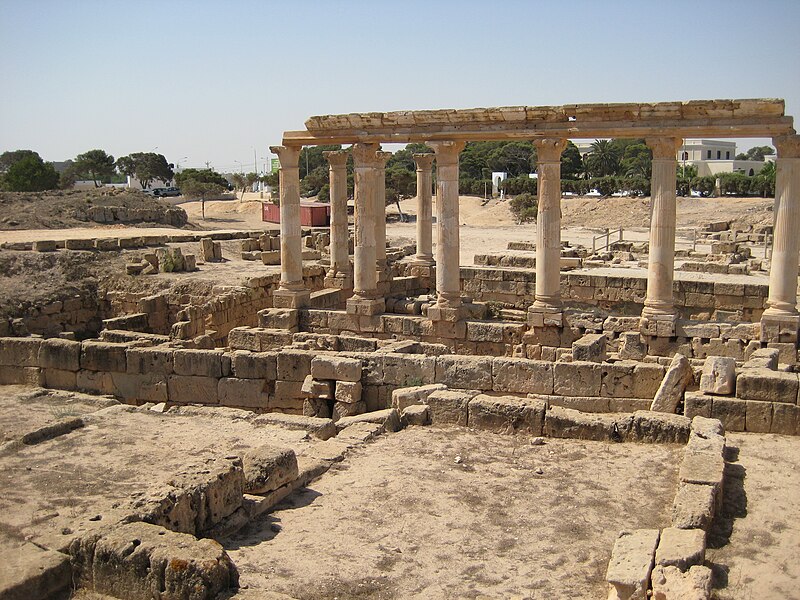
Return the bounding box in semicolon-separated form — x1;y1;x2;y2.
744;145;774;161
179;176;226;219
509;192;538;224
0;149;40;173
0;152;59;191
73;149;115;187
586;139;622;177
620;143;652;179
560;142;583;180
116;152;174;189
174;168;228;189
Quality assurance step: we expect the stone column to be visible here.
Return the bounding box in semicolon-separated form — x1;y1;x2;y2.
346;143;384;316
427;141;465;321
528;138;566;328
374;151;392;291
269;145;309;308
322;150;352;289
641;137;682;334
412;153;435;266
762;134;800;342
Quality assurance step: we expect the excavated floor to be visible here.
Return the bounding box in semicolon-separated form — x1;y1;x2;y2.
221;427;681;600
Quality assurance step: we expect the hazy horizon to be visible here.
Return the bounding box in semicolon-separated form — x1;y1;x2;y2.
1;0;798;172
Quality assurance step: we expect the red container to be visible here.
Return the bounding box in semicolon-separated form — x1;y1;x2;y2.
262;202;330;227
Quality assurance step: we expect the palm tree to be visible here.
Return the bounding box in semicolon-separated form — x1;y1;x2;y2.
586;139;621;177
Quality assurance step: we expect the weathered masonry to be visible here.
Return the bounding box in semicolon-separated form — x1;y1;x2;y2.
271;99;799;344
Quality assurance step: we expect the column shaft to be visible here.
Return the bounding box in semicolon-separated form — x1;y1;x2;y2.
413;153;435;265
642;137;681;320
765;135;800;317
532;139;566;317
428;141;465;311
323;150;351;287
351;143;379;299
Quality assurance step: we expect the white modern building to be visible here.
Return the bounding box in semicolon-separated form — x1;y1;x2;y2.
677;139;768;177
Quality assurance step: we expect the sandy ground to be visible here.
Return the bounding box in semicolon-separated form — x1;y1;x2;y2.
706;432;800;600
223;426;680;600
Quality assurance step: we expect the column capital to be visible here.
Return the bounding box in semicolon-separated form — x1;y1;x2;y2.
427;141;466;165
351;142;380;165
412;153;435;170
533;138;567;163
375;151;392;168
323;149;348;168
269;145;301;169
773;134;800;159
645;137;682;160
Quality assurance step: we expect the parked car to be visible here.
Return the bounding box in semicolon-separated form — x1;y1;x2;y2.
155;187;181;197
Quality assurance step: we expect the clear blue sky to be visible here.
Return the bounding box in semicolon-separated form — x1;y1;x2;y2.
1;0;798;173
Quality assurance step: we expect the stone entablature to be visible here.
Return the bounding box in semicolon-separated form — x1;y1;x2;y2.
288;99;792;144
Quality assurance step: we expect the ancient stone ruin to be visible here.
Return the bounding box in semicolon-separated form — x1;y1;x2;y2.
1;98;798;599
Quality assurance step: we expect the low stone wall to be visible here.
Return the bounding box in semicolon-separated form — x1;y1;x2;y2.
454;265;769;322
74;205;188;227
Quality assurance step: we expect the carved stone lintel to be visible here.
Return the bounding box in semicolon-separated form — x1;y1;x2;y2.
533;138;567;163
269;145;301;169
645;137;683;160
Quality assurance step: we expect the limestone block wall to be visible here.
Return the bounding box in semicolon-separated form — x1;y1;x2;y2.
0;294;105;339
454;266;769;322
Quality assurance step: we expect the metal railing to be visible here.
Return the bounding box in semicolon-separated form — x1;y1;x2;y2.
592;228;624;252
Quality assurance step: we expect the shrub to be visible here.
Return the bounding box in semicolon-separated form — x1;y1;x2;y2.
501;175;537;196
317;183;330;203
509;192;538;224
690;176;716;197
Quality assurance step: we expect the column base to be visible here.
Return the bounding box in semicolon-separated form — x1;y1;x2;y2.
527;303;563;328
410;255;435;267
324;270;353;291
273;288;310;309
760;313;800;343
639;312;678;337
346;295;385;316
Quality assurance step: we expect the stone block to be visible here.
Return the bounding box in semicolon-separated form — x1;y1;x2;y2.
43;368;77;390
605;529;660;600
572;333;607;362
650;354;693;413
38;338;81;371
425;389;479;426
736;368;798;403
618;332;647;360
126;346;174;376
771;402;799;435
391;383;447;411
253;412;336;440
0;336;43;367
631;363;666;398
332;400;366;420
601;362;636;398
76;369;113;394
258;308;298;330
679;449;725;494
683;392;713;420
167;375;219;404
553;361;601;397
261;250;281;265
218;377;270;408
745;400;772;433
655;527;706;570
401;404;431;426
467;394;546;435
744;347;779;370
303;398;331;419
699;356;736;395
69;522;236;599
629;411;691;444
492;357;554;395
230;351;277;380
276;349;313;381
435;355;493;390
381;353;436;386
274;380;304;401
672;482;716;530
111;372;168;403
80;341;128;373
335;407;402;433
0;541;71;600
544;406;633;442
173;349;224;378
710;397;746;431
242;446;298;494
651;565;713;600
335;380;362;403
310;355;362;382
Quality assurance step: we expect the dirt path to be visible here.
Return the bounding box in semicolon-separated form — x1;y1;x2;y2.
223;427;680;600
